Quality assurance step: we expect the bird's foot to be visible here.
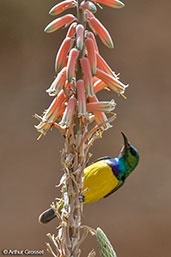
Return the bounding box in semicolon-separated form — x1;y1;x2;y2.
79;195;85;203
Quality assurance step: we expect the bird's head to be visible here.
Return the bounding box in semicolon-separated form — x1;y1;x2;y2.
119;132;139;179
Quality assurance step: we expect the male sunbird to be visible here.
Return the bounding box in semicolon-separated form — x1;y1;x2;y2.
39;132;139;224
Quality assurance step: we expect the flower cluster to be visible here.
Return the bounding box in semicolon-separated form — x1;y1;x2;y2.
36;1;128;256
35;0;127;137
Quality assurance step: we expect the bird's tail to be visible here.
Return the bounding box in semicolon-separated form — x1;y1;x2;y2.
38;208;56;224
38;199;64;224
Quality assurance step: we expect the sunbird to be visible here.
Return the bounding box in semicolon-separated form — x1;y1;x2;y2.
39;132;139;224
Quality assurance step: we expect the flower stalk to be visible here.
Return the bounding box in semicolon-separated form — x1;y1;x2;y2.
35;0;126;256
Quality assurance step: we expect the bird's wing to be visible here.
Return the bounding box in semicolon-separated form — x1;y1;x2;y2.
103;180;125;198
93;156;112;163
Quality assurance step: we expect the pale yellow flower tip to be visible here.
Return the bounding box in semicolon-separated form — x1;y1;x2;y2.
37;133;43;141
121;93;127;99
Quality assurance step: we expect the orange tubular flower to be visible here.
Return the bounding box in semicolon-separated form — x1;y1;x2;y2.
66;22;77;37
77;80;86;117
88;17;114;48
85;38;97;76
96;52;116;77
35;90;66;135
93;76;99;83
91;0;125;9
87;99;116;112
80;57;94;97
66;48;79;82
96;68;128;95
57;102;67;118
80;1;97;13
49;0;76;16
46;67;67;96
65;80;71;89
85;9;95;19
60;96;77;128
88;96;113;130
76;24;84;51
64;56;69;68
87;31;99;53
44;14;77;33
55;37;74;73
93;79;106;93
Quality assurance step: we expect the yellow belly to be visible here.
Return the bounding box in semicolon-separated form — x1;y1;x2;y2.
82;160;119;204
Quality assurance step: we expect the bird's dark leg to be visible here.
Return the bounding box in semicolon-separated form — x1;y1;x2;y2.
79;194;85;203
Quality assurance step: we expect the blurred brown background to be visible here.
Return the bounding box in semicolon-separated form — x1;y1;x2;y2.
0;0;170;256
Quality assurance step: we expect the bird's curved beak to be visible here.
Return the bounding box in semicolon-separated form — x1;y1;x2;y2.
121;132;130;151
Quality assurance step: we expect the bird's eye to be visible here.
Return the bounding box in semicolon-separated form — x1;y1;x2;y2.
130;147;137;156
